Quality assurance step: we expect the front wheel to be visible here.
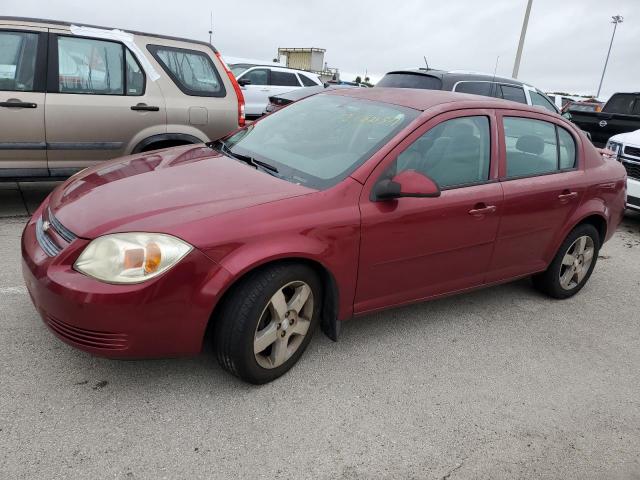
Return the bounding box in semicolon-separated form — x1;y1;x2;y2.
533;224;600;299
214;263;322;384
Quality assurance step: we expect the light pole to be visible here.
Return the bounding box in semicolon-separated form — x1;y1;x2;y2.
512;0;533;79
597;15;623;99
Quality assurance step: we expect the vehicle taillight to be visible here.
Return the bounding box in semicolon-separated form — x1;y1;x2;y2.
215;51;245;127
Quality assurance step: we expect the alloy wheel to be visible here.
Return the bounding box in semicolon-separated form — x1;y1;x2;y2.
253;281;314;369
559;235;595;290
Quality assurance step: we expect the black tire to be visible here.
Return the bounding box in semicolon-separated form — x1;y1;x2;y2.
214;263;322;384
532;224;600;299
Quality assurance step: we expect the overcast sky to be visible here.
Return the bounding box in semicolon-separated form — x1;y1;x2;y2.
2;0;637;98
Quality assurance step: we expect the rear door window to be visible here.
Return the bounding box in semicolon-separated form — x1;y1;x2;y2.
0;31;39;92
376;73;443;90
603;93;638;114
148;45;225;97
499;84;527;104
271;71;301;87
503;117;576;178
454;81;493;97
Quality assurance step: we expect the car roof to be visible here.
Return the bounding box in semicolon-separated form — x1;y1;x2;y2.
0;16;218;51
324;87;544;113
383;68;533;88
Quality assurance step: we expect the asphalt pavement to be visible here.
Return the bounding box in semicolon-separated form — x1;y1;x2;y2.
1;182;639;479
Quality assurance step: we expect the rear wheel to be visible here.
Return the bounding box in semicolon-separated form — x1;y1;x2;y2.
533;224;600;299
214;263;321;384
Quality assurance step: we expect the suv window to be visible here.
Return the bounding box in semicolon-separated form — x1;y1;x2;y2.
529;91;557;113
454;81;493;96
271;71;301;87
148;45;224;97
504;117;576;177
57;36;143;95
243;68;269;86
376;73;443;90
299;74;317;87
0;31;39;92
395;116;491;189
603;93;638;114
498;84;527;104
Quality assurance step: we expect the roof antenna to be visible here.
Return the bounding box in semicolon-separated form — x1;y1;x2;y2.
208;11;213;44
423;56;429;70
492;55;499;82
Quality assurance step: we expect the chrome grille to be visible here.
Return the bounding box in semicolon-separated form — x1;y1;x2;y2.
624;145;640;158
35;209;77;257
622;160;640;181
36;217;61;256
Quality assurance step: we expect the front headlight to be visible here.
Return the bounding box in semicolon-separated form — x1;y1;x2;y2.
74;233;192;284
605;141;622;159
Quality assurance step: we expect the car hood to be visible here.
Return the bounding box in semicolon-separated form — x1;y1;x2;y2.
49;144;314;240
609;128;640;146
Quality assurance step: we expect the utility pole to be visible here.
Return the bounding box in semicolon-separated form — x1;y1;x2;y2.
597;15;623;99
208;11;213;44
512;0;533;79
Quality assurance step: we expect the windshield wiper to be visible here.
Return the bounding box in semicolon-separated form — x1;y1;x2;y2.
208;139;279;174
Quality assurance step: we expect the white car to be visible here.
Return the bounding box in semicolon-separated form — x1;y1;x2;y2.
606;130;640;211
230;64;323;118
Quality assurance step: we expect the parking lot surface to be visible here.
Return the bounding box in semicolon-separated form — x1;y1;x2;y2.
1;182;639;479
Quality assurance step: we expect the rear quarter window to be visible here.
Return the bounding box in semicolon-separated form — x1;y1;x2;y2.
147;44;226;97
603;94;639;114
376;73;443;90
454;81;493;97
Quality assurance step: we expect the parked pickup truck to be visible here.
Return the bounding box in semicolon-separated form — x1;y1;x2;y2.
567;92;640;147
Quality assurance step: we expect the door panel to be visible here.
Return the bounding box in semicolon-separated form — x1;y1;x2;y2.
355;109;503;314
356;183;503;313
487;110;585;282
238;68;271;116
45;32;166;172
0;27;47;176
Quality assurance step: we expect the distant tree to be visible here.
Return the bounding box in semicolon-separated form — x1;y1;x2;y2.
354;76;362;84
364;76;370;83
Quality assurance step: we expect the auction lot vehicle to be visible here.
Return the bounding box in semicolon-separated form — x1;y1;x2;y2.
564;101;603;114
377;69;559;113
263;84;353;114
606;129;640;211
569;92;640;147
229;63;322;118
0;17;244;180
22;89;626;384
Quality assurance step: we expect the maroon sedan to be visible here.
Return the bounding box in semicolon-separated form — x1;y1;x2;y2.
22;89;627;384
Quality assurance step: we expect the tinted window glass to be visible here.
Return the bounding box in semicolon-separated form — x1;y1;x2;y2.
530;91;558;112
454;82;492;97
0;31;38;92
500;84;527;104
504;117;558;177
558;127;576;169
603;93;638;114
271;71;300;87
125;49;144;95
395;116;491;188
299;74;317;87
151;46;223;96
376;73;443;90
223;94;418;189
58;36;123;94
242;68;269;86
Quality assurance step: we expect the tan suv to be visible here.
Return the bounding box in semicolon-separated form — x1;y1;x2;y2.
0;17;245;180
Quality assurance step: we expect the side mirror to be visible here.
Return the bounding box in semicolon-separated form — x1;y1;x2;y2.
373;170;440;201
237;78;252;87
562;111;572;120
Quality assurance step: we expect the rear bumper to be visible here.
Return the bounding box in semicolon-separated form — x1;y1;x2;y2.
21;205;232;358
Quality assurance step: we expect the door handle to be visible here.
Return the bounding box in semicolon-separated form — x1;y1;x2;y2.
260;88;271;92
131;103;160;111
468;204;497;216
558;191;578;202
0;100;37;108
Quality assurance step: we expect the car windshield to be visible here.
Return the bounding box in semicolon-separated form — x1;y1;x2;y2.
222;94;418;189
229;64;253;77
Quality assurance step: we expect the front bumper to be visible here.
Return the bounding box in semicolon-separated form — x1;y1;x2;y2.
21;203;232;358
